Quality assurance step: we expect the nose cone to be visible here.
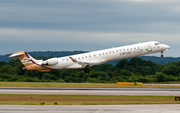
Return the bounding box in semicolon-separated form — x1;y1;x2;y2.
165;45;170;49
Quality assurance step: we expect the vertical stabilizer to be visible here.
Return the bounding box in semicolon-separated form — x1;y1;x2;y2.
9;51;33;67
9;51;51;71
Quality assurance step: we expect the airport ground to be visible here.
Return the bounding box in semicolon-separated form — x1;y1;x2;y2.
0;84;180;105
1;82;180;112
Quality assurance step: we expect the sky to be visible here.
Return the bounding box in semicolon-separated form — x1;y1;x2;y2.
0;0;180;57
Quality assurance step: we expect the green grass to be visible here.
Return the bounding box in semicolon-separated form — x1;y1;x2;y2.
0;94;180;105
0;82;180;88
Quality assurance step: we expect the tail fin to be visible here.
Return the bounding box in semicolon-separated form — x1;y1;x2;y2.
9;51;50;71
9;51;34;67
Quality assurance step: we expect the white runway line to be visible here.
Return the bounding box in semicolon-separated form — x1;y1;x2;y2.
1;105;180;113
0;89;180;95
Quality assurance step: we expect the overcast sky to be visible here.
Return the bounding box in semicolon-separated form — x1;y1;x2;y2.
0;0;180;57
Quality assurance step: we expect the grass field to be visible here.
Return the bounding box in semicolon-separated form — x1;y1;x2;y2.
0;94;180;105
0;82;180;88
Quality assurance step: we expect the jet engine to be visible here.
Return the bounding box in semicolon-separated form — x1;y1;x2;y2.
42;58;58;66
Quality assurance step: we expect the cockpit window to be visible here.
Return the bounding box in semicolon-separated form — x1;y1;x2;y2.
155;43;160;46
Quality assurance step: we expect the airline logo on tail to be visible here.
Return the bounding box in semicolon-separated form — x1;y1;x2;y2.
21;57;32;64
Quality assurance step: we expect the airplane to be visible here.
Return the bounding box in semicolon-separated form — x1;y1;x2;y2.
9;41;170;73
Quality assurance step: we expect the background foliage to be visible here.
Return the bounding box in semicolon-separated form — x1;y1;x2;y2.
0;56;180;83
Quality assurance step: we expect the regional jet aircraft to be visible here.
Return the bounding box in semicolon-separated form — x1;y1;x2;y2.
9;41;170;73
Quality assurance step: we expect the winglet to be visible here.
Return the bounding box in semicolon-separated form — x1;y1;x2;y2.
69;56;77;62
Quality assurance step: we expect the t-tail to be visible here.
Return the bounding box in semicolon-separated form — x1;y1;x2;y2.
9;51;51;72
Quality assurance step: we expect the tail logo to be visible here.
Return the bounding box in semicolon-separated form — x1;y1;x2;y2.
21;57;32;64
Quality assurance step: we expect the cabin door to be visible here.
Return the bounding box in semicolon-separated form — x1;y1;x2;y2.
147;44;152;52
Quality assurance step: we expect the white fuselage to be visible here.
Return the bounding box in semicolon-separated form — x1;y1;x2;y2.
43;41;170;70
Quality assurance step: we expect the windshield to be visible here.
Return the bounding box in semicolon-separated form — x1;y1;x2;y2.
155;43;160;46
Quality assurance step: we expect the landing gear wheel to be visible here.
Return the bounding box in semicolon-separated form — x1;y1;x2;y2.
84;68;90;73
161;51;164;57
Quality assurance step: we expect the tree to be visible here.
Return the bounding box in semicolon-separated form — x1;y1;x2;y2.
87;78;98;83
139;66;152;76
82;73;89;82
8;58;21;67
119;69;132;77
24;71;42;78
57;78;65;83
163;64;177;76
137;77;149;82
61;70;71;79
0;61;8;68
1;65;13;74
156;72;166;82
166;75;177;81
42;73;51;79
64;76;74;82
8;77;19;82
116;59;128;69
116;76;125;82
14;64;25;75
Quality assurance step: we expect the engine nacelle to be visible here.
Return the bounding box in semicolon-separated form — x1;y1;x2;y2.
42;58;58;66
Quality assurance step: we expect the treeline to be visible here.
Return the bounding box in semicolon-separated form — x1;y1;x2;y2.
0;57;180;83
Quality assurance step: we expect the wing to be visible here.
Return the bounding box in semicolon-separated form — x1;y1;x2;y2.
69;56;106;68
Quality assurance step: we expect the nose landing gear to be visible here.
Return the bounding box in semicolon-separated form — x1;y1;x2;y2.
161;51;164;57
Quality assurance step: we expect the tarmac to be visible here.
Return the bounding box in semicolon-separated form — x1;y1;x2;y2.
1;104;180;113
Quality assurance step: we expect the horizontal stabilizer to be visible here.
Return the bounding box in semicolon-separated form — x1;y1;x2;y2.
9;51;25;57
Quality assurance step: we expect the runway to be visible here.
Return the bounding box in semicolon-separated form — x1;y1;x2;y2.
1;105;180;113
0;87;180;96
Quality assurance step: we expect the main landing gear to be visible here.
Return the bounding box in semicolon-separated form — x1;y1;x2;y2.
161;51;164;57
84;68;90;73
84;65;90;73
